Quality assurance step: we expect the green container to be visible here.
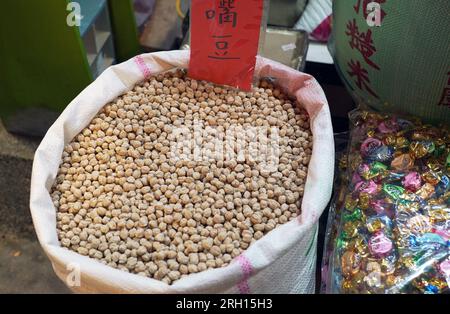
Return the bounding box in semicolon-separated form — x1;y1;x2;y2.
331;0;450;124
0;0;140;120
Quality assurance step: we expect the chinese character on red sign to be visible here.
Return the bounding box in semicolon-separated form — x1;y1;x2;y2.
219;0;237;27
205;0;237;28
347;59;379;98
346;19;380;70
438;72;450;107
189;0;263;90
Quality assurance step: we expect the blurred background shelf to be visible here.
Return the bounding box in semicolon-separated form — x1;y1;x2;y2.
306;41;333;65
78;0;107;36
78;0;115;79
0;0;141;123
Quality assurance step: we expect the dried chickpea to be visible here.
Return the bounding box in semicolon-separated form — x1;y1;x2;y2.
53;72;312;285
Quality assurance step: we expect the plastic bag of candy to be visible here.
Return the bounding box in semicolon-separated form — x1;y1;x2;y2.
320;134;350;293
324;110;450;294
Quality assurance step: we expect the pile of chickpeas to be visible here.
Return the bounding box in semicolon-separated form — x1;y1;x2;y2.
52;70;312;284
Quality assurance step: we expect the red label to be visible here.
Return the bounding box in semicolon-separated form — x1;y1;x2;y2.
189;0;264;91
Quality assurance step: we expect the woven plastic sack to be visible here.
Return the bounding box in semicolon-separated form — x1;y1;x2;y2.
330;0;450;124
30;50;334;293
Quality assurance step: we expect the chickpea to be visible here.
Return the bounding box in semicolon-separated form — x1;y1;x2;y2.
53;73;312;285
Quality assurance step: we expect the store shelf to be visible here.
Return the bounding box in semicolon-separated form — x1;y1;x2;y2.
78;0;115;78
90;36;115;78
86;53;97;66
78;0;107;36
0;0;138;117
94;29;111;53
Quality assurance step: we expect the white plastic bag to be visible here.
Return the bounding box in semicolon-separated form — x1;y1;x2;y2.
30;50;334;293
294;0;332;42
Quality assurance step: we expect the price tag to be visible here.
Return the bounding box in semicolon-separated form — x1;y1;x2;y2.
189;0;264;91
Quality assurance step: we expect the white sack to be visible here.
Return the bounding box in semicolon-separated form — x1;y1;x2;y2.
30;50;334;293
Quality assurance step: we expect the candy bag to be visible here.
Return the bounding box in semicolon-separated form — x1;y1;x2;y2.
320;133;351;293
324;110;450;294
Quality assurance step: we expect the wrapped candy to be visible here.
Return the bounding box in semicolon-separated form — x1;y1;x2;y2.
324;110;449;294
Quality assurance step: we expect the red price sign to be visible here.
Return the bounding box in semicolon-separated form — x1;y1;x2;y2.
189;0;264;91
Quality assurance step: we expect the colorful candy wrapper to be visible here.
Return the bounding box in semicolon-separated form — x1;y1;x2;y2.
323;110;449;294
402;172;422;192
